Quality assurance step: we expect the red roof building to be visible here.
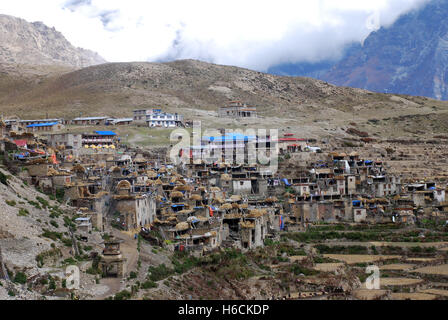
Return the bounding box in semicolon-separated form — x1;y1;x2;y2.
14;140;28;148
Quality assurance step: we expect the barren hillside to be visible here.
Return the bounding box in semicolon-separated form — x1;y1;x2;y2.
1;59;448;140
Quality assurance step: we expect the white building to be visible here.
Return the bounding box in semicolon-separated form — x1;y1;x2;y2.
146;110;183;128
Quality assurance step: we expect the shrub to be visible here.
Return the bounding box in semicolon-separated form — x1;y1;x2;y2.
290;265;319;276
141;280;158;289
5;200;16;207
64;258;77;265
41;229;63;241
36;196;49;208
424;247;436;253
147;264;174;282
18;208;29;216
50;220;59;228
114;290;132;300
410;246;423;253
55;189;65;202
49;278;56;290
63;216;76;229
62;238;73;247
0;171;9;185
277;244;306;256
28;201;41;209
86;267;101;275
14;272;27;284
36;248;62;268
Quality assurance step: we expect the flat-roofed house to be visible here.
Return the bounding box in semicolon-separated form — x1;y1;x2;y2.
20;119;63;126
71;116;109;125
26;122;64;133
277;135;307;154
82;131;117;147
44;133;83;150
219;101;257;118
106;118;133;126
146;110;184;128
133;109;153;123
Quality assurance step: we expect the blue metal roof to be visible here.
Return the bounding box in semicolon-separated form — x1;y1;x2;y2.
26;122;59;128
94;131;117;136
202;132;256;142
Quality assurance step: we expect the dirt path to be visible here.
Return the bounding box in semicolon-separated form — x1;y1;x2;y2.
115;229;139;274
95;278;123;300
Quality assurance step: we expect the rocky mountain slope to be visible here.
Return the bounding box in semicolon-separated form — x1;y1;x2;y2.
322;0;448;100
0;14;106;68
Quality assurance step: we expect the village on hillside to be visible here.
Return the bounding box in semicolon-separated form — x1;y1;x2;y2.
0;101;448;300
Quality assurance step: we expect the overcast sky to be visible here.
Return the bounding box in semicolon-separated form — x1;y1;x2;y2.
0;0;431;70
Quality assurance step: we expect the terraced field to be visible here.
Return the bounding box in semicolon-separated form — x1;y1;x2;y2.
283;222;448;300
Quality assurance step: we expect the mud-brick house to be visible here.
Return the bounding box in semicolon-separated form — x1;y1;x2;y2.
240;221;257;250
25;162;53;178
77;208;105;232
219;173;233;194
345;175;357;195
133;154;149;173
218;101;257;118
433;188;446;204
37;176;53;192
335;176;346;195
371;176;400;197
333;199;352;221
112;180;156;230
393;207;415;225
186;217;223;251
24;162;54;186
175;232;218;255
75;217;92;233
44;133;82;153
293;201;338;223
239;220;263;250
352;200;367;223
294;201;312;223
49;168;74;189
317;201;337;222
411;191;434;207
232;177;253;195
239;209;269;250
28;167;71;192
64;183;111;214
209;186;225;202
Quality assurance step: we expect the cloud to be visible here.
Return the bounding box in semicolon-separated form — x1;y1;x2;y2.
0;0;431;70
